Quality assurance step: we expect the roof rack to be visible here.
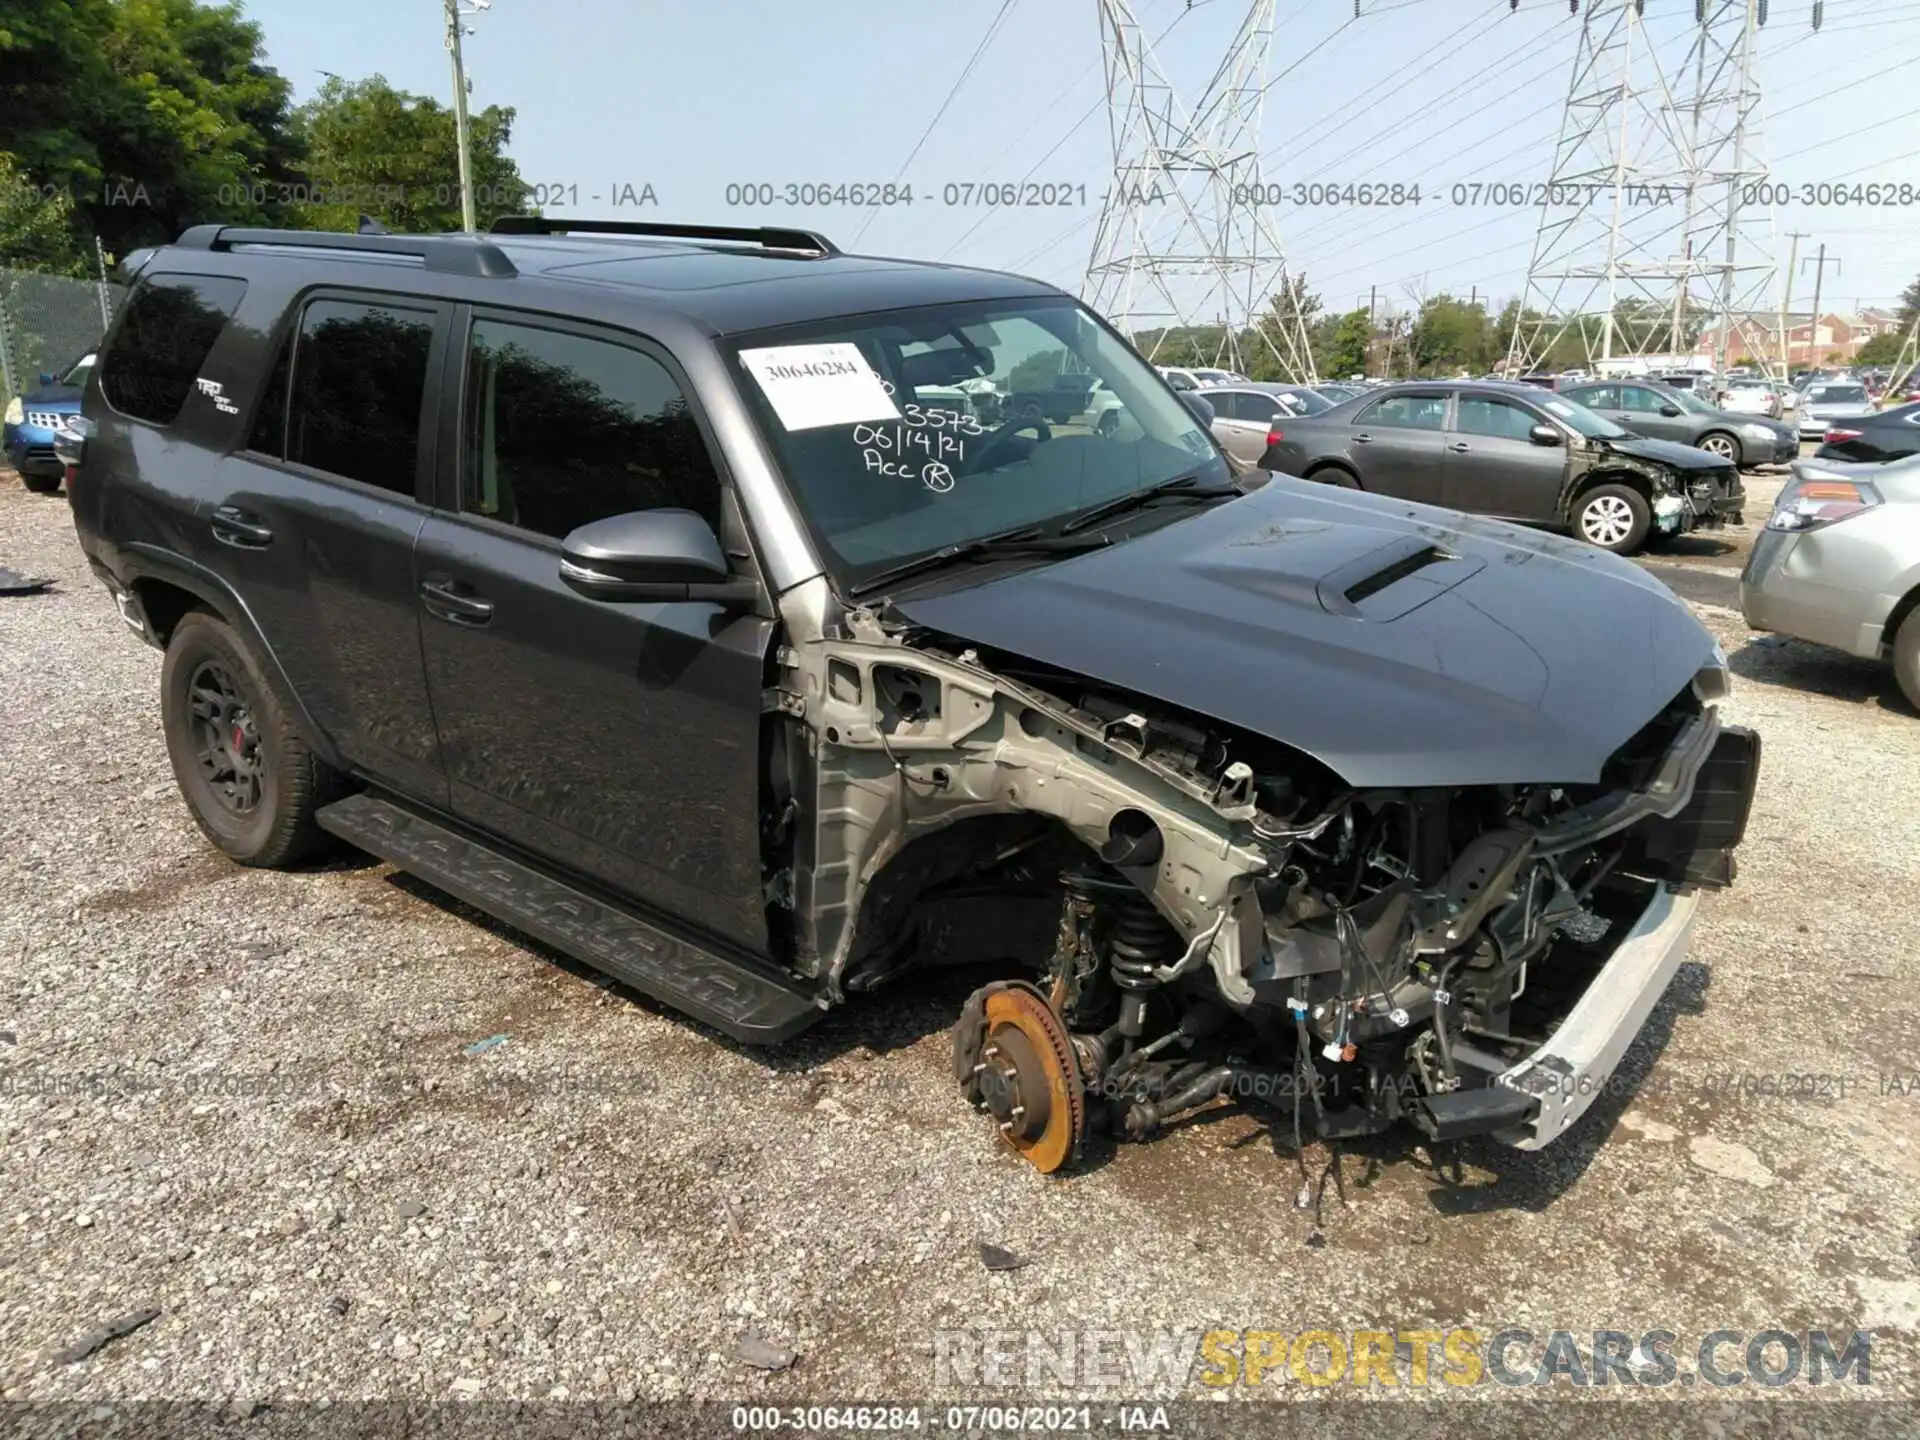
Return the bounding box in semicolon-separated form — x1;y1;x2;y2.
171;225;518;278
488;216;840;257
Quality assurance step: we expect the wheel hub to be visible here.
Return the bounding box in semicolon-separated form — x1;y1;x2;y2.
952;981;1086;1174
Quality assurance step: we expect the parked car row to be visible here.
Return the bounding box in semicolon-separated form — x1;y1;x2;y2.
1256;380;1744;555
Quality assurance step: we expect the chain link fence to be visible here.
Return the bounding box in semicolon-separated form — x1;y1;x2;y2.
0;268;124;409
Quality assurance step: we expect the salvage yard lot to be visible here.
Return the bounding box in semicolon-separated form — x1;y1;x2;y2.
3;473;1919;1407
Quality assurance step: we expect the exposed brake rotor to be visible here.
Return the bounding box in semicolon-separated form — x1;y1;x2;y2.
951;980;1086;1174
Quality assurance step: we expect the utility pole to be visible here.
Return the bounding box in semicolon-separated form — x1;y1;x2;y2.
1778;230;1805;377
443;0;485;232
1803;243;1839;368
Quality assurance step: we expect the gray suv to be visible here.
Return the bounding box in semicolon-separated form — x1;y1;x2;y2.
61;217;1757;1174
1559;379;1798;468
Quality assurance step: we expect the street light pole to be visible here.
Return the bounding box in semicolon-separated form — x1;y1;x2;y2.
444;0;477;232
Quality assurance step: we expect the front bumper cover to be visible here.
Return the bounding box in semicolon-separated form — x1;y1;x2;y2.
1494;884;1699;1149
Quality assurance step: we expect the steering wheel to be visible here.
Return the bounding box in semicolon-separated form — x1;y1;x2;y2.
963;414;1053;474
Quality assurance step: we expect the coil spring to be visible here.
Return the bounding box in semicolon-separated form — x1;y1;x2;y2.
1109;894;1181;991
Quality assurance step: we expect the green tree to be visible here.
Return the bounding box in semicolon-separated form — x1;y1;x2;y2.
290;76;532;234
1006;346;1066;392
1409;294;1492;374
0;153;90;275
1314;309;1371;379
0;0;306;258
1854;331;1904;366
1896;274;1920;333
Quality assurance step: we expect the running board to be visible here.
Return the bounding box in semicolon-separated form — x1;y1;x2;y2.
315;793;825;1044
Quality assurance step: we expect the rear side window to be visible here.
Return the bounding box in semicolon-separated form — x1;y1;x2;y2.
1359;394;1447;431
98;274;247;425
254;299;435;497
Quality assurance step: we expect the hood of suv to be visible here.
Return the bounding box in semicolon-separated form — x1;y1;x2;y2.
894;479;1715;788
1595;433;1732;471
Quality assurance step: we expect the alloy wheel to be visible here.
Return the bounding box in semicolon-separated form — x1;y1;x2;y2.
186;661;265;817
1579;494;1635;549
1700;434;1737;461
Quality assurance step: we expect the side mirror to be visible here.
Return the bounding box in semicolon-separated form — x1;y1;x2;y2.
1658;404;1682;417
1180;392;1215;426
558;509;755;604
1528;424;1563;447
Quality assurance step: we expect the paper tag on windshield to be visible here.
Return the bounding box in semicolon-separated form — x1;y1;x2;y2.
739;343;900;431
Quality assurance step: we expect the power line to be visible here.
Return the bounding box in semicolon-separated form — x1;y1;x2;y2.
848;0;1023;249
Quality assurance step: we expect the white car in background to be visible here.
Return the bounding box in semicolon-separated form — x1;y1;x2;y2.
1718;378;1784;418
1798;380;1875;439
1158;365;1248;391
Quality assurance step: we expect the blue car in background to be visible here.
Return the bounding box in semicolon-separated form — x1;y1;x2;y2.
4;351;95;494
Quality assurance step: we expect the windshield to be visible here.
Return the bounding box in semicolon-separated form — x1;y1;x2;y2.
1663;387;1714;415
1277;387;1331;415
1809;384;1868;404
59;353;96;385
728;295;1226;588
1538;394;1630;439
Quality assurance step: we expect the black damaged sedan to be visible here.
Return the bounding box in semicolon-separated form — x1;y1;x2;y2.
1260;381;1745;554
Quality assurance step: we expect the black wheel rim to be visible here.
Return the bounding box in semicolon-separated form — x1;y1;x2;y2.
186;661;264;817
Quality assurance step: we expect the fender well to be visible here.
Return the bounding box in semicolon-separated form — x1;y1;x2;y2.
122;547;348;772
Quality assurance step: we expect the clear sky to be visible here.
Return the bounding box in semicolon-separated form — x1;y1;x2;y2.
248;0;1919;321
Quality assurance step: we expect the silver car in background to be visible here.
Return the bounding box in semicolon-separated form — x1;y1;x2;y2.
1740;453;1920;709
1798;380;1874;439
1203;382;1332;465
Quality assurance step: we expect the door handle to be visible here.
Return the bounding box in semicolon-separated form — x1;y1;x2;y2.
419;575;495;626
1353;432;1373;443
1447;441;1471;452
210;504;273;548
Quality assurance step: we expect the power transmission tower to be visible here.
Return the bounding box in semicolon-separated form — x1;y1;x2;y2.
1506;0;1776;377
1083;0;1317;381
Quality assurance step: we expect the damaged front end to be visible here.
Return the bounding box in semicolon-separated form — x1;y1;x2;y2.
765;578;1759;1173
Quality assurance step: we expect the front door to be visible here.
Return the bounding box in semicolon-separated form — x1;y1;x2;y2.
414;310;775;955
1614;384;1694;444
1442;392;1565;522
1347;391;1449;502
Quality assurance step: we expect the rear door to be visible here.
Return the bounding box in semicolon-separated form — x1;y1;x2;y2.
1210;389;1281;464
180;287;451;805
414;307;775;954
1442;392;1565;521
1347;391;1449;502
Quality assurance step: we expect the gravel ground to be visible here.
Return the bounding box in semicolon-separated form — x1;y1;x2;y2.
3;470;1919;1422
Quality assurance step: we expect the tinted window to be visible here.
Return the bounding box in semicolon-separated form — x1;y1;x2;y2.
1455;396;1539;440
463;318;721;540
1618;386;1664;411
1222;392;1277;422
1571;384;1618;409
1360;394;1447;430
98;274;247;425
278;300;434;495
1810;385;1868;404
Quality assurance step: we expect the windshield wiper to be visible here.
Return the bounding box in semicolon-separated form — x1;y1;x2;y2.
1057;473;1242;535
846;525;1109;598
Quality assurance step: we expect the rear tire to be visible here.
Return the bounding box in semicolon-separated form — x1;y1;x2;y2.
1573;484;1652;555
1895;608;1920;712
20;471;61;494
160;611;341;868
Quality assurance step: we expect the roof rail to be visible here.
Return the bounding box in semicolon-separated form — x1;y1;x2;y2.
171;225;518;278
488;216;839;257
